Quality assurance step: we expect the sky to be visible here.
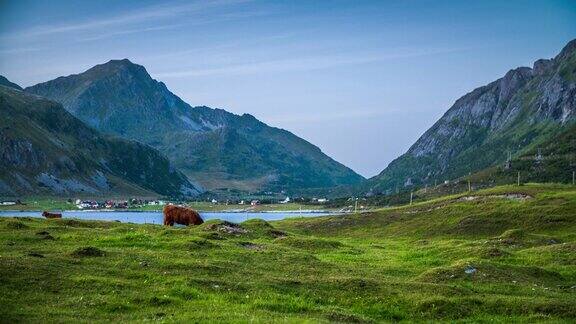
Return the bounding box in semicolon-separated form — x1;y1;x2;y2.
1;0;575;177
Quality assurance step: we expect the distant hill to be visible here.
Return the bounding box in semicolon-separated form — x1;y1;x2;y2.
26;59;364;193
366;39;576;195
0;84;201;197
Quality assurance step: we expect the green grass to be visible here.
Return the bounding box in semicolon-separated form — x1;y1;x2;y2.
0;198;78;211
1;184;575;322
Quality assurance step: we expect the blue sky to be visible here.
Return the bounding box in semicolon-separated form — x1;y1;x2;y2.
1;0;575;177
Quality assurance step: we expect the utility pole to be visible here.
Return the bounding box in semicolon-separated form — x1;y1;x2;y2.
517;171;521;186
573;171;575;186
410;191;413;205
354;198;358;213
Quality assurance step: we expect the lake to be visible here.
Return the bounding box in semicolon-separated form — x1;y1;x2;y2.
0;210;338;224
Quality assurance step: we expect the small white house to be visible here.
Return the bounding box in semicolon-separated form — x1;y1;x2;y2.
211;199;218;204
317;198;328;203
279;197;290;204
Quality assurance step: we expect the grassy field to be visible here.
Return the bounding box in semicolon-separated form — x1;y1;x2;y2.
0;198;78;211
0;183;575;322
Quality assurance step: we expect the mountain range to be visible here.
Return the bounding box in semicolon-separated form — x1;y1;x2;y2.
366;39;576;194
0;82;201;198
26;60;364;193
2;38;575;199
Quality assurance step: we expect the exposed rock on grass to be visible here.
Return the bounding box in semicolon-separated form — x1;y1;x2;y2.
417;260;563;284
268;229;287;238
238;242;264;251
204;221;248;235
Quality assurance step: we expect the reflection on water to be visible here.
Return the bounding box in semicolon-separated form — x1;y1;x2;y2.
0;210;337;224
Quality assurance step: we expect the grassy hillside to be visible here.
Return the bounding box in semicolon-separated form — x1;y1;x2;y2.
0;184;575;322
0;85;200;198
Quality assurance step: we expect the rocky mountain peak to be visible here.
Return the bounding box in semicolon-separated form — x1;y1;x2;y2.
556;38;576;61
498;67;533;104
85;58;150;81
533;59;553;75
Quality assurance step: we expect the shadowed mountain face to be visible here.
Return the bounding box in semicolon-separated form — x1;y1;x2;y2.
26;60;364;192
0;76;22;90
367;39;576;194
0;84;201;197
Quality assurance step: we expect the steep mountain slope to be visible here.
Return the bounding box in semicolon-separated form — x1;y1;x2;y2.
464;122;576;187
0;84;201;197
367;39;576;194
26;60;363;191
0;76;22;90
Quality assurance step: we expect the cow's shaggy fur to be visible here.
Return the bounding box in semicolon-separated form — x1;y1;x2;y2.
163;205;204;226
42;211;62;219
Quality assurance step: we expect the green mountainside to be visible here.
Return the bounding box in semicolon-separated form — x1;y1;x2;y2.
366;39;576;195
25;60;363;192
0;76;22;90
0;84;201;198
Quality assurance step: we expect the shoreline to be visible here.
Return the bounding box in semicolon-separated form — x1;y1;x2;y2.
0;209;339;214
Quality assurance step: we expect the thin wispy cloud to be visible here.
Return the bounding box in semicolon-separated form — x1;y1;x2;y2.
155;47;473;78
137;32;300;63
0;0;252;41
75;24;184;42
0;47;45;55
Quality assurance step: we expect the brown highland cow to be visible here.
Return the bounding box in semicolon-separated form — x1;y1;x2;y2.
163;205;204;226
42;211;62;219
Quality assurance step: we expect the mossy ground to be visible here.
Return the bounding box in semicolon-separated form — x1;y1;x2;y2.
0;184;575;322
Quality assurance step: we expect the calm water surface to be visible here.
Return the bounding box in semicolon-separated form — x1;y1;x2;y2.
0;210;338;224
